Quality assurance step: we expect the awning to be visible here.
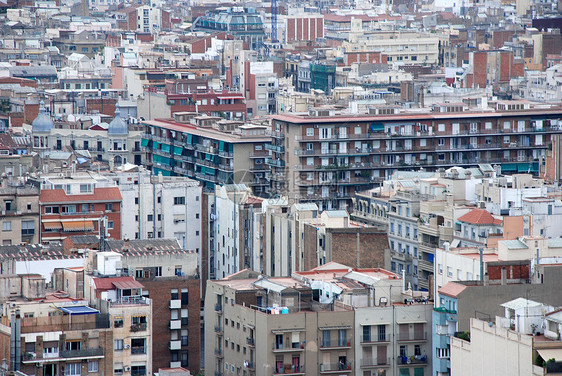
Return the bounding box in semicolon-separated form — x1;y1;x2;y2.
62;221;94;232
219;141;225;151
161;143;171;153
271;328;306;334
112;279;144;290
501;164;517;172
537;349;562;362
43;222;63;230
173;146;183;155
450;239;460;248
58;306;99;315
318;325;353;330
370;123;384;132
141;138;149;147
186;134;193;144
173;214;186;221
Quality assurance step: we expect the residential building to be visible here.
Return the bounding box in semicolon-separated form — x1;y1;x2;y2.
284;15;324;44
105;167;202;253
141;116;271;195
193;9;265;50
453;208;503;247
269;104;562;211
208;184;263;279
432;263;562;376
0;181;40;245
37;173;122;243
204;263;432;376
0;281;113;376
263;203;388;277
84;256;153;376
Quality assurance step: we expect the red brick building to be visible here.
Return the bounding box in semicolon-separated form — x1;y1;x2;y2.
39;187;122;243
285;15;324;43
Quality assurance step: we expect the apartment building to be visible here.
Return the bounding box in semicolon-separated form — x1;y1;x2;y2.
0;181;39;245
105;167;202;252
204;263;432;376
31;102;144;167
38;174;122;243
263;202;388;277
432;262;562;376
0;275;112;376
344;30;440;66
142;116;271;195
84;259;152;376
269;103;562;211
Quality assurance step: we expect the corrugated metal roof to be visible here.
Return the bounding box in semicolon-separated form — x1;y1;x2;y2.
324;210;348;218
549;238;562;248
344;271;379;285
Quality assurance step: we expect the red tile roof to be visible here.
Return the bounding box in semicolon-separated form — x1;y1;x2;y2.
93;276;143;291
457;208;502;225
40;187;122;204
438;282;467;298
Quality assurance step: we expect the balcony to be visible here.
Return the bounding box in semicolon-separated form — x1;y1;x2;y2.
418;259;433;273
131;347;146;355
130;323;147;332
319;341;352;350
169;340;181;350
272;343;305;352
170;320;181;330
389;250;412;262
265;144;285;153
267;130;285;139
360;334;390;343
214;304;223;313
109;296;148;306
266;158;285;168
273;365;305;375
246;337;255;346
361;357;391;368
398;332;428;342
215;325;223;334
397;355;428;365
60;348;104;359
169;362;181;368
214;348;224;357
319;363;352;373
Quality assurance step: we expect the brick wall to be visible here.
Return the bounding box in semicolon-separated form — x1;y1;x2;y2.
140;277;201;374
328;229;388;269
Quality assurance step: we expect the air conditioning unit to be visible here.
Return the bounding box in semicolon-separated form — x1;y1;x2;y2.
124;367;131;372
124;345;131;349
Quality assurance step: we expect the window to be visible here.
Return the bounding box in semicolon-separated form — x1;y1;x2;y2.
114;317;124;328
2;221;11;231
45;206;60;214
171;289;179;300
62;205;76;214
80;184;92;193
174;197;186;205
400;345;407;357
107;221;114;230
105;203;113;211
181;288;188;305
306;128;314;136
66;363;81;376
322;330;330;347
447;266;453;277
438;264;443;274
21;220;34;236
148;215;153;221
88;361;98;373
114;339;124;350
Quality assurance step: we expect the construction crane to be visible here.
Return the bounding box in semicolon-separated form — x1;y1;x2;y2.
271;0;278;43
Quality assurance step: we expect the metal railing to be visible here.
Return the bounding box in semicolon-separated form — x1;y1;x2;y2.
60;348;104;359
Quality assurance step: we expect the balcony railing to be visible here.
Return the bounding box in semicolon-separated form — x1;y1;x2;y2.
110;296;148;306
246;337;255;346
214;348;223;357
215;325;223;333
60;348;104;359
130;323;147;332
320;363;352;373
273;343;305;351
131;347;146;355
214;304;222;313
273;365;305;374
360;334;389;343
361;357;391;367
397;355;428;365
398;332;427;342
320;340;351;349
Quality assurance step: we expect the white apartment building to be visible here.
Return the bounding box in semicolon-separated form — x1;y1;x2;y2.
523;65;562;103
107;167;202;252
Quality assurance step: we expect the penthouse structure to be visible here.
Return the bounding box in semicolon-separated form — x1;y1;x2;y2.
142;115;271;194
269;104;562;210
